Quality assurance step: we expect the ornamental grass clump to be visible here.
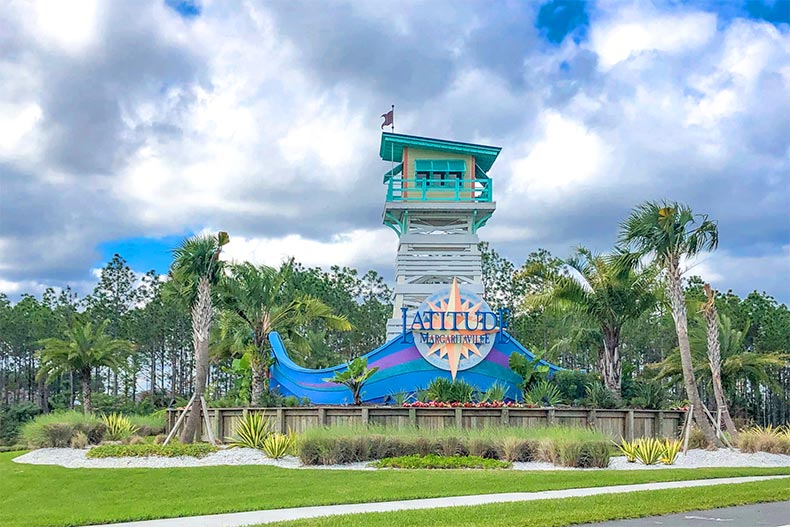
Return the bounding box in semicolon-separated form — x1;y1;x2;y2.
20;411;105;448
228;412;271;449
101;413;139;441
296;425;609;467
737;425;790;455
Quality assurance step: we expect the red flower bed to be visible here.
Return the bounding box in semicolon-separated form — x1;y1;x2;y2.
402;401;538;408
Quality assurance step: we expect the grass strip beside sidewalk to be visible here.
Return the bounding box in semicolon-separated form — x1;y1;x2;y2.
267;478;790;527
2;451;790;527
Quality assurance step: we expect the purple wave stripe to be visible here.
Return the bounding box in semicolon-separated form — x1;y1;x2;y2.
370;346;423;370
485;349;510;368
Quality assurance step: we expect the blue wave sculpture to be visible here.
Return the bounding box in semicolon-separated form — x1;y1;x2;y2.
269;331;562;405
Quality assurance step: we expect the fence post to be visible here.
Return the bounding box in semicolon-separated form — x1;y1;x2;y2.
318;407;326;426
276;408;285;434
587;409;597;428
547;408;556;426
455;408;463;428
214;408;222;442
656;410;664;438
361;407;369;426
409;407;417;427
626;409;635;441
501;407;509;426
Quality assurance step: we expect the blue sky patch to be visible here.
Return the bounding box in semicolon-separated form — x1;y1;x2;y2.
165;0;201;19
536;0;590;44
98;235;189;275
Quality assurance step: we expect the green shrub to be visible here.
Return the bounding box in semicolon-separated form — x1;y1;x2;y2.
479;382;507;403
373;454;511;470
228;412;271;449
424;378;476;403
582;382;621;409
20;411;105;448
553;371;598;405
524;380;563;407
629;382;669;410
86;442;217;458
0;402;41;445
101;413;139;441
262;432;296;459
0;444;26;452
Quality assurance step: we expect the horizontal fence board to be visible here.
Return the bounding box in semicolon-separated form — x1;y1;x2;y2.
168;407;685;442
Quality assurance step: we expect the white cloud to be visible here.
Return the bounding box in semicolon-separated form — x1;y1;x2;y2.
221;228;396;270
30;0;100;54
590;8;717;69
505;111;610;198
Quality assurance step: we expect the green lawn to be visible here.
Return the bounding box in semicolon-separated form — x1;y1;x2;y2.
267;478;790;527
2;451;790;527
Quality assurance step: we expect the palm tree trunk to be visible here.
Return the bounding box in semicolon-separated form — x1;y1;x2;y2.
81;366;93;414
251;361;266;404
601;328;622;396
702;284;738;439
180;276;212;444
667;262;721;447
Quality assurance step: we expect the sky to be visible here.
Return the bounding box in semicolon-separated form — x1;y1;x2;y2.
0;0;788;304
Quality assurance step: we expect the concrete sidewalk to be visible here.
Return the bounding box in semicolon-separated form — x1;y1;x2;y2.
84;475;790;527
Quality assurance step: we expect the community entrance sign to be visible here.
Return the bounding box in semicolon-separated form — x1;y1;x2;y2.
268;131;562;404
408;278;505;378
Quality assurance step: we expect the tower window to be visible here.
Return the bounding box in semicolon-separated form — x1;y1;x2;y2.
414;160;466;188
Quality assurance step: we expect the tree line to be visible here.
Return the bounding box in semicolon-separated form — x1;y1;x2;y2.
0;201;788;443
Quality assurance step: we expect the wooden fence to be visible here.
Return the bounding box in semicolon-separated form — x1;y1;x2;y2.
166;406;686;443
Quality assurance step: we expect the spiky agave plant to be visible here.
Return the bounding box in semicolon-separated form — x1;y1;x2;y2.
615;438;638;463
634;438;664;465
228;412;271;449
261;432;297;459
660;439;682;465
102;413;139;441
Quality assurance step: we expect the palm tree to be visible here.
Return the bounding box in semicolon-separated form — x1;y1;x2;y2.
700;284;738;439
653;313;788;419
325;357;379;405
221;261;352;402
526;247;657;396
618;201;721;445
37;319;133;414
170;231;229;443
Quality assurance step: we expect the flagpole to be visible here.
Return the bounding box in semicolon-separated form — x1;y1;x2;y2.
391;104;394;133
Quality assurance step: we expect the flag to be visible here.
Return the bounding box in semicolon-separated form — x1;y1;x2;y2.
381;107;394;129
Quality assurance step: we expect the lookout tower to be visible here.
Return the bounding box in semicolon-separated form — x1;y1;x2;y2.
380;133;502;340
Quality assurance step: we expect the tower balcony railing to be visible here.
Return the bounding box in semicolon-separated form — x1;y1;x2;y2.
386;176;492;202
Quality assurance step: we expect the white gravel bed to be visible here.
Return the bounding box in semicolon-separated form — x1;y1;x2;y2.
11;447;373;470
12;447;790;471
608;448;790;470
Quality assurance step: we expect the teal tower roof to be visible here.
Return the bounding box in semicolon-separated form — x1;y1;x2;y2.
380;133;502;173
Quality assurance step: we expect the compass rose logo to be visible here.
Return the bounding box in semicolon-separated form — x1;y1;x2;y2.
410;278;499;378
